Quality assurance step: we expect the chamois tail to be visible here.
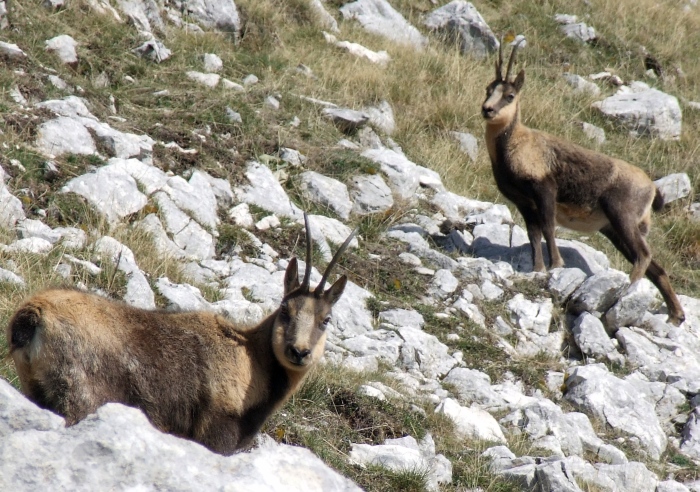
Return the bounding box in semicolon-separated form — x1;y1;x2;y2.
652;187;665;212
8;305;43;352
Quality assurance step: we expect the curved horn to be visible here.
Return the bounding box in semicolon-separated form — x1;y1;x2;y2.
505;37;525;83
315;227;358;296
496;35;504;80
300;212;313;292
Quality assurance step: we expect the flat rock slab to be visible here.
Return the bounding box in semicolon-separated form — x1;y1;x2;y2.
0;395;361;491
340;0;428;50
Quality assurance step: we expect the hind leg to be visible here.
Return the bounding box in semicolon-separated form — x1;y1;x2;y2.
601;202;651;283
600;226;685;325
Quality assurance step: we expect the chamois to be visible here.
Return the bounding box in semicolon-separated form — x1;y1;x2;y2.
6;214;357;455
481;40;685;325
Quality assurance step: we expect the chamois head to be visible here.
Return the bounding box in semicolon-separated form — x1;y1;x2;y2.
482;38;525;125
272;214;356;371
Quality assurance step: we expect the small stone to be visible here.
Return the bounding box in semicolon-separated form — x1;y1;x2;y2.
243;74;259;86
255;215;280;231
221;79;245;91
45;34;79;65
265;96;280;110
225;107;242;123
186;71;220;88
203;53;223;73
582;122;606;144
654;173;692;205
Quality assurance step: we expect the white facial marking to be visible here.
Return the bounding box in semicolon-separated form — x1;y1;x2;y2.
485;85;504;109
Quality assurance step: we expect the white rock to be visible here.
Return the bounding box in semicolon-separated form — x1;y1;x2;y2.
234;161;302;220
228;203;255;228
181;0;241;34
132;37;171;63
427;269;459;299
322;107;370;133
243;74;259;86
299;171;352;220
186;71;220;88
255;215;281;231
362;147;444;200
565;364;667;460
398;327;457;378
310;0;339;32
572;313;624;364
16;219;62;243
435;398;507;443
45;34;78;64
62;165;148;224
655;173;692;204
424;1;498;58
0;184;26;229
378;309;424;329
0;268;25;285
0;41;26;59
203;53;223;72
36;117;97;157
450;131;479;161
340;0;428;50
156;277;210;311
350;174;393;215
507;294;553;336
582;122;606;144
563;73;600;96
364;100;395;135
593;84;682;140
569;269;630;316
604;279;658;330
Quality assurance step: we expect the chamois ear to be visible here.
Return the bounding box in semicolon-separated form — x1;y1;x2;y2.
323;275;348;306
513;69;525;91
284;257;300;295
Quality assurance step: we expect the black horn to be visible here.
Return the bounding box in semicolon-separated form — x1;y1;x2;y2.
505;37;524;83
315;227;358;296
300;212;313;292
496;35;504;80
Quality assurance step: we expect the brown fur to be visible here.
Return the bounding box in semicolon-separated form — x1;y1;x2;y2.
6;223;353;455
481;45;684;325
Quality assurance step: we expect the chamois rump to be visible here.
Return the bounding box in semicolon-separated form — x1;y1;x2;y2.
6;214;357;455
481;40;685;325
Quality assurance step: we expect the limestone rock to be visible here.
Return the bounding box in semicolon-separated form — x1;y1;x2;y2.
340;0;428;50
45;34;78;64
435;398;507;443
299;171;352;220
424;1;498;58
655;173;692;205
350;174;393;215
593;83;682;140
322;107;370;133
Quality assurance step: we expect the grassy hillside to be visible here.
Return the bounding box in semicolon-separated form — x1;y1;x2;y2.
1;0;700;489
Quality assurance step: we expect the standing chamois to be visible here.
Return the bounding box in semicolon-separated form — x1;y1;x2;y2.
6;214;357;455
481;40;685;325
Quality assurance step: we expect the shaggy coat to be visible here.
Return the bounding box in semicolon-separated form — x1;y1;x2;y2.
481;42;684;325
7;218;354;454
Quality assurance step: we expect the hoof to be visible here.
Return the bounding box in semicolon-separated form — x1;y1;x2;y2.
668;313;686;327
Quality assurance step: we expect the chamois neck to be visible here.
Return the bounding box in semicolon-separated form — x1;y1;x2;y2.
485;105;520;163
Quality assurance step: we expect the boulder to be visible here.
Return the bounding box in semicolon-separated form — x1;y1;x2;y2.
340;0;428;50
424;1;498;58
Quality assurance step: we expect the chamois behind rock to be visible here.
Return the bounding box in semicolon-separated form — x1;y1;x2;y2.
7;214;357;455
481;40;685;325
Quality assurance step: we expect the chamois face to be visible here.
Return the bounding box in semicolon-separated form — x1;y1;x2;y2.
272;258;347;371
481;70;525;126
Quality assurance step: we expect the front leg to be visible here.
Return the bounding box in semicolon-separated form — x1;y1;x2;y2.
517;204;546;272
532;181;564;269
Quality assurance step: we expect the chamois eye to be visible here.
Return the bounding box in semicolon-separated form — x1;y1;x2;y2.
506;93;515;102
321;316;331;328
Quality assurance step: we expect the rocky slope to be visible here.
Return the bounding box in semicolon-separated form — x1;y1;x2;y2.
1;0;700;491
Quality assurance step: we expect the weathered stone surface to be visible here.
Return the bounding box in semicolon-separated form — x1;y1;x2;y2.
180;0;241;33
569;270;629;316
362;147;443;200
45;34;78;64
555;14;596;42
450;131;478;161
593;83;682;140
604;279;658;330
0;393;360;492
655;173;692;205
564;73;600;96
299;171;352;220
426;269;459;299
399;327;457;378
133;37;171;63
234;161;302;220
307;214;359;262
323;32;391;66
310;0;339;32
350;174;393;215
424;1;498;58
156;277;210;311
203;53;223;72
582;122;606;144
435;398;506;443
350;435;451;491
0;184;26;229
322;107;369;133
186;70;220;88
62;165;148;224
565;364;667;460
378;309;424;329
340;0;428;50
572;312;624;364
0;41;26;59
36;116;97;156
548;268;588;302
364;100;395;135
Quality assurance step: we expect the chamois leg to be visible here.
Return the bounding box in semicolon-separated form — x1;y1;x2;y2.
517;204;546;272
532;186;564;269
602;211;652;284
196;414;243;456
600;226;685;326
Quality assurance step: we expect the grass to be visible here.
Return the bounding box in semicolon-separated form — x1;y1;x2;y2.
1;0;700;489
